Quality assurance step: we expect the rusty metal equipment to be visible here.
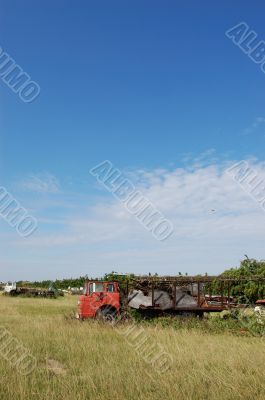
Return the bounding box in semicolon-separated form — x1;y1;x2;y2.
126;275;265;314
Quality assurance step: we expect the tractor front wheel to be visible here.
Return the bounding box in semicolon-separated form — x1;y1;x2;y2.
96;307;117;323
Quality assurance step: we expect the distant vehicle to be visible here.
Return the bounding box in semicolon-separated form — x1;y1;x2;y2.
4;282;17;294
255;300;265;323
68;287;84;295
4;281;62;298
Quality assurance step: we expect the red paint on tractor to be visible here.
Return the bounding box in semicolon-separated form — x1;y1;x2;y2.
77;281;120;319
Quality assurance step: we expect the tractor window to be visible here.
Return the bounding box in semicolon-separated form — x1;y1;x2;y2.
107;283;114;293
94;283;104;293
88;283;104;294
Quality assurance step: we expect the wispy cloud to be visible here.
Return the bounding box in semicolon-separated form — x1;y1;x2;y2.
20;172;60;194
242;117;265;136
3;158;265;280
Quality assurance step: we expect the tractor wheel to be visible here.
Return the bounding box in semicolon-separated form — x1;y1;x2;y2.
96;307;117;323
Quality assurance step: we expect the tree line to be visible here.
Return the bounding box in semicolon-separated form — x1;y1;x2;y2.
16;258;265;302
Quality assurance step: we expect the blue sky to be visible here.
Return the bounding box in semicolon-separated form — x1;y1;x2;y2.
1;0;265;280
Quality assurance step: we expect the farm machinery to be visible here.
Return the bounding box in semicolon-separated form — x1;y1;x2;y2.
255;299;265;322
76;275;265;320
4;282;62;298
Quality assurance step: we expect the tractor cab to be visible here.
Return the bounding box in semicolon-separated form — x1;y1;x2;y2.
4;282;16;294
77;281;121;320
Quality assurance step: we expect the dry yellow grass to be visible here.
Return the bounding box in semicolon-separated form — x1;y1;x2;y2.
0;295;264;400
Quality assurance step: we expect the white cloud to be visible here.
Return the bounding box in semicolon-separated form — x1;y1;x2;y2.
2;159;265;280
20;172;60;194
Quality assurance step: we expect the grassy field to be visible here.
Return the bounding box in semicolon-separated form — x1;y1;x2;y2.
0;295;264;400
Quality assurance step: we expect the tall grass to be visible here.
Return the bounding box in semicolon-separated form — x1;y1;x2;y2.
0;295;264;400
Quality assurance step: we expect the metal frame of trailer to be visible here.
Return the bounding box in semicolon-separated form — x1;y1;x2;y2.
124;275;265;314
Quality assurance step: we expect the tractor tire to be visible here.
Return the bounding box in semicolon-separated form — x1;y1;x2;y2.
96;307;117;323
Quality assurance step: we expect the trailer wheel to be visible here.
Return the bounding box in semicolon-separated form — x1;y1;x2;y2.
96;307;117;323
196;311;204;319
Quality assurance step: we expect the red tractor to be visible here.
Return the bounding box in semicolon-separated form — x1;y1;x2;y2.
77;276;265;321
76;281;121;321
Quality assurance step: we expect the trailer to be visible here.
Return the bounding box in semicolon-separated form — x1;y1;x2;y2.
76;275;265;320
